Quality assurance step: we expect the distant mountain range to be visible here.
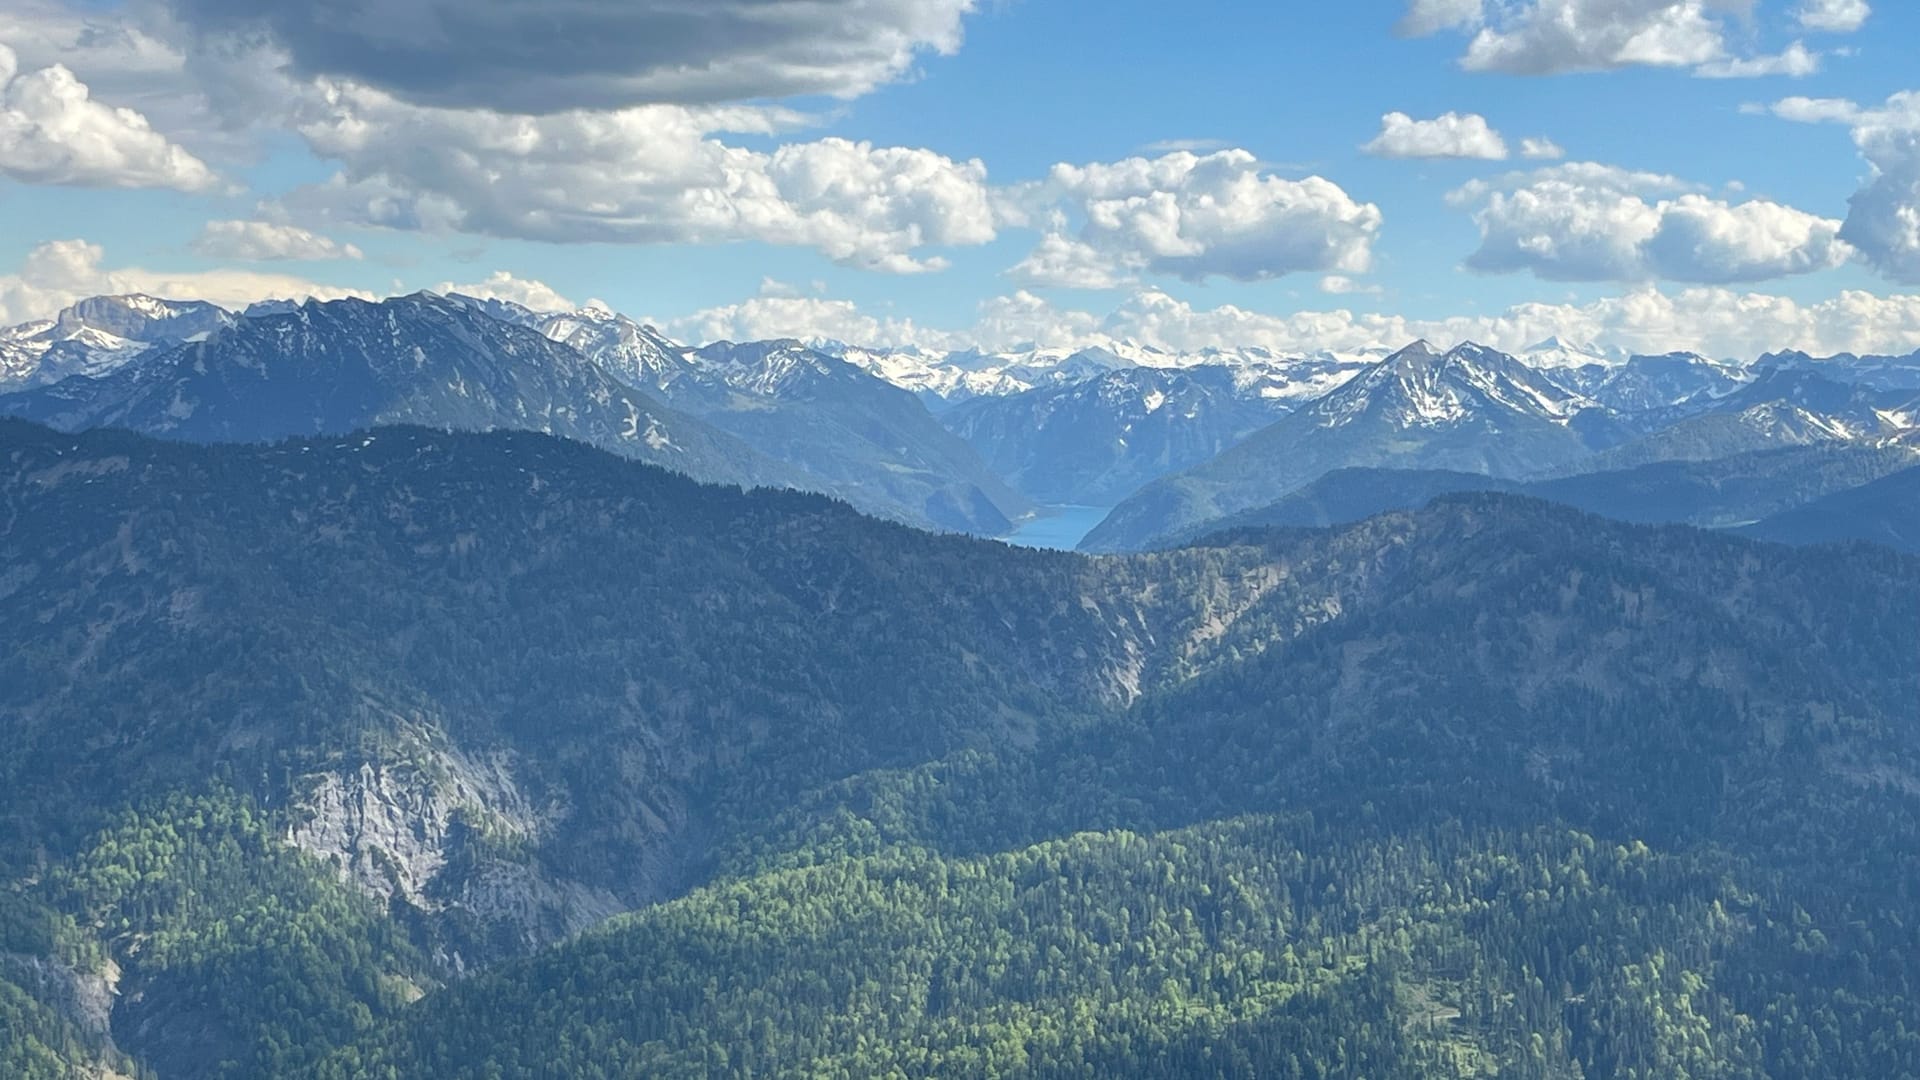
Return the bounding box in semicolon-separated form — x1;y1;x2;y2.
833;342;1142;405
5;291;1918;549
1583;368;1920;472
1759;347;1920;392
941;365;1291;505
829;340;1381;410
1082;341;1632;551
0;294;1026;534
1082;344;1919;552
528;304;1029;533
1565;350;1753;419
0;293;801;493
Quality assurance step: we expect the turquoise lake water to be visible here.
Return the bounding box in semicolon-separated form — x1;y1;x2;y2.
1004;506;1114;551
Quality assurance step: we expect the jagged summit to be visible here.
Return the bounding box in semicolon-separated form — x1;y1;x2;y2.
1756;347;1920;393
535;304;698;392
44;293;231;339
0;293;237;390
1582;362;1920;470
1082;341;1631;551
1320;340;1602;431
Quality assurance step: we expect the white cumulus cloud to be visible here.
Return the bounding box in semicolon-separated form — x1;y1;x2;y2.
0;43;218;191
664;293;938;348
1363;111;1509;160
432;271;579;313
1845;125;1920;284
660;280;1920;362
1458;0;1729;74
4;8;1005;274
278;82;996;273
1004;149;1383;288
193;220;363;261
1447;161;1699;208
1693;42;1820;79
1795;0;1870;33
1460;164;1851;283
1761;96;1865;124
1520;138;1566;160
1764;91;1920;283
1400;0;1824;80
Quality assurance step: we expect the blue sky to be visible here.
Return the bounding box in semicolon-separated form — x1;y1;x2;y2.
3;0;1920;359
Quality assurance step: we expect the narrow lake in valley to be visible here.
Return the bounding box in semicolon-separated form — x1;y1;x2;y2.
1004;506;1114;551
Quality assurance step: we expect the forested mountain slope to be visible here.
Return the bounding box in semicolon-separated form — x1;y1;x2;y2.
318;495;1920;1079
3;419;1918;1078
0;420;1160;935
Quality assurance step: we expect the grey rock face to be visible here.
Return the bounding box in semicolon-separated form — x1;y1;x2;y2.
286;749;629;956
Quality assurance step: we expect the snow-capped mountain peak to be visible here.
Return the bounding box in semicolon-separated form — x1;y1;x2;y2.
1319;341;1603;431
692;339;846;396
52;294;233;342
1520;335;1623;371
0;294;237;391
533;306;697;392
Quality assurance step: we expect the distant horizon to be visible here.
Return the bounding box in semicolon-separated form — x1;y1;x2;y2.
10;286;1917;368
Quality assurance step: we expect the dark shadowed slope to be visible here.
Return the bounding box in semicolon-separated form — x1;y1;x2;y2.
1146;443;1919;549
1742;465;1920;553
